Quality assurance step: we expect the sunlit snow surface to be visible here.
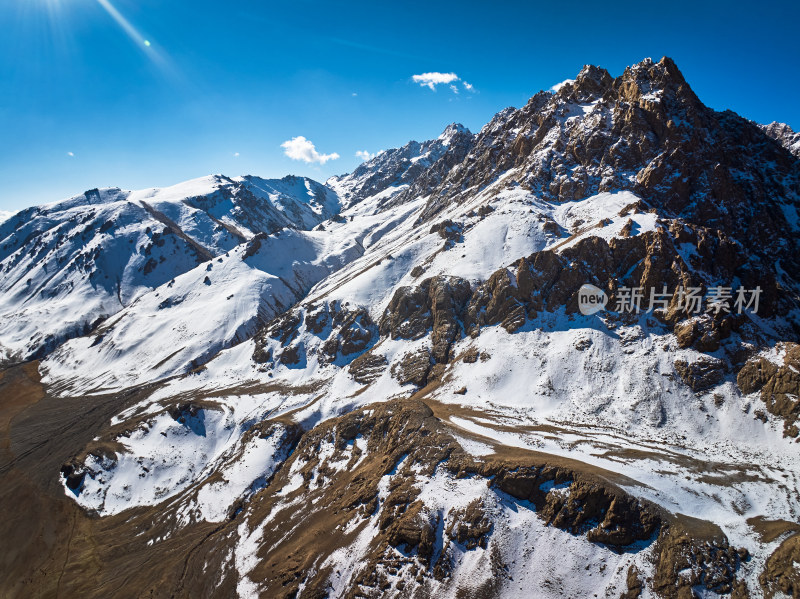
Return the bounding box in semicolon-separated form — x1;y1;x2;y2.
44;168;800;597
0;174;339;365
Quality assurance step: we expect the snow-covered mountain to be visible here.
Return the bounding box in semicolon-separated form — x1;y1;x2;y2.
2;57;800;599
0;174;338;364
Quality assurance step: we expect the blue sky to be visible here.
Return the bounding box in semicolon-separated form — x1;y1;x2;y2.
1;0;798;212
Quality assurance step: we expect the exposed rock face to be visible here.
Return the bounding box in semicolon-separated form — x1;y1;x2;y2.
223;400;744;599
321;307;377;360
653;519;748;598
252;210;790;392
429;219;463;249
737;356;780;395
328;123;475;208
445;498;492;550
738;343;800;436
489;465;660;546
622;566;644;599
408;58;800;276
761;121;800;158
674;356;726;392
760;533;800;598
466;227;735;328
380;276;472;364
391;348;433;387
241;232;267;259
253;302;379;367
348;350;388;384
375;227;708;362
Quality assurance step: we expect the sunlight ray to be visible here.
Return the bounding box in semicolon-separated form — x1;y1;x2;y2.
93;0;174;75
94;0;147;47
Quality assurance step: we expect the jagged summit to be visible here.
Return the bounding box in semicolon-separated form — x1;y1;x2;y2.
408;56;798;270
550;57;690;105
438;122;470;144
327;122;474;208
555;63;613;102
761;120;800;157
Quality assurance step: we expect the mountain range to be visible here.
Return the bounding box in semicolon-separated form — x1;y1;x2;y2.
1;56;800;599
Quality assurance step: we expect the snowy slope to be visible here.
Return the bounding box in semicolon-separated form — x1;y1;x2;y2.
42;228;363;394
0;187;215;364
40;183;429;394
0;174;338;364
57;175;799;597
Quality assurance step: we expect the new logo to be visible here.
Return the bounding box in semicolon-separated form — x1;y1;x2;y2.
577;284;608;315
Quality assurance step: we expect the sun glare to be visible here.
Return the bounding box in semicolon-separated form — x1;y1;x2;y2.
34;0;163;58
95;0;149;48
90;0;175;75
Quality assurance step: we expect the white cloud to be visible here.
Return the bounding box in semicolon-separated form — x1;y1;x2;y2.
449;84;459;94
0;210;12;224
412;72;460;91
67;151;74;157
463;81;474;92
355;150;375;161
550;79;575;93
281;136;340;165
234;152;240;157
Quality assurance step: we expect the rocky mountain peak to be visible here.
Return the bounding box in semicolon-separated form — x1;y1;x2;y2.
404;56;798;276
761;120;800;157
615;56;695;105
328;122;475;209
438;122;470;142
558;63;613;102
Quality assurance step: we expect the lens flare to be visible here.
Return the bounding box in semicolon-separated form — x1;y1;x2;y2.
95;0;148;48
93;0;173;75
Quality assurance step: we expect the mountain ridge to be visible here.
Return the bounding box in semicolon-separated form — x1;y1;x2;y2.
1;56;800;599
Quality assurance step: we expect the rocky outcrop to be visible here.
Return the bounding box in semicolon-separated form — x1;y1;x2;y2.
391;348;433;387
254;205;789;398
229;399;743;599
760;533;800;598
241;232;267;259
488;465;660;546
738;343;800;436
653;519;748;598
429;219;463;249
320;307;377;361
348;350;388;384
674;356;726;392
465;228;696;331
380;276;472;364
761;121;800;158
329;123;475;208
253;302;379;368
445;498;493;550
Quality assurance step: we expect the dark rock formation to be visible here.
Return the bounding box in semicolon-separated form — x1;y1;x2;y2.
738;343;800;436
